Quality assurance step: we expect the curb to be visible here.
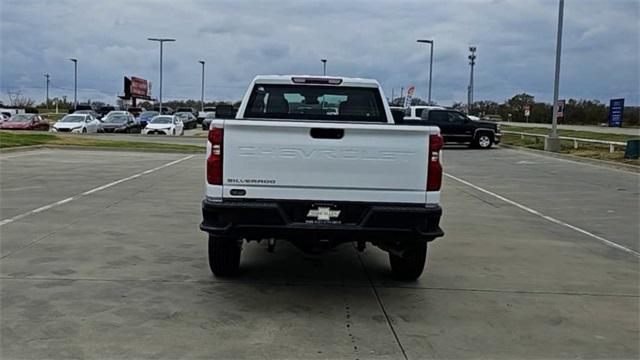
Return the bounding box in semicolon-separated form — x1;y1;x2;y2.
499;144;639;173
0;145;204;155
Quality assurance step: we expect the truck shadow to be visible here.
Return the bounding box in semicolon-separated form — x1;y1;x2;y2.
216;241;415;286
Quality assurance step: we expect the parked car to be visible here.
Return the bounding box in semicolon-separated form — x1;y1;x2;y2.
142;115;184;136
73;104;94;112
153;106;173;115
138;111;159;127
415;108;501;148
214;104;236;119
198;107;216;123
176;107;197;116
51;114;100;133
199;75;444;279
99;113;141;133
73;109;102;119
0;113;9;123
175;112;197;129
201;112;216;130
482;114;504;122
127;106;146;118
102;111;130;122
0;108;25;118
0;114;49;130
98;106;116;117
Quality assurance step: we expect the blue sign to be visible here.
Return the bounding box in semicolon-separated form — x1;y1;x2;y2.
608;98;624;127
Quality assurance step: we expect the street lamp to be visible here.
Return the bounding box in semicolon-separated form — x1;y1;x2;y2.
467;46;477;113
44;73;50;109
147;38;175;114
417;39;434;104
198;60;205;112
321;59;327;76
547;0;564;152
69;58;77;108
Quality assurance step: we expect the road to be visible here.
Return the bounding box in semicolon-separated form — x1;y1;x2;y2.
500;121;640;136
0;147;638;359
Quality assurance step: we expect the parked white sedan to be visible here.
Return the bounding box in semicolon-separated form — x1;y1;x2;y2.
51;114;101;133
142;115;184;136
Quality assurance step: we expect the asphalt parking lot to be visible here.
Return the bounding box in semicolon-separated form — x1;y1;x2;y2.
1;147;638;359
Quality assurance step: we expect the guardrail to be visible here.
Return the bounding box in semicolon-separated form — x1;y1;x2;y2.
502;130;626;153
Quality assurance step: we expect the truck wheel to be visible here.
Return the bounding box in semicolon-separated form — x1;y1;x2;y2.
389;242;427;280
208;235;241;276
474;133;493;149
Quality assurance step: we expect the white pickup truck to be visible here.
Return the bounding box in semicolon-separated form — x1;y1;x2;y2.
200;75;444;280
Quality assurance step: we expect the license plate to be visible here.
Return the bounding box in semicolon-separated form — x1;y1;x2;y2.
305;205;341;224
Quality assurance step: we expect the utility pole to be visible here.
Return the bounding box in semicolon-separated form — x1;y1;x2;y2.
417;39;434;104
391;88;395;104
321;59;327;76
547;0;564;152
69;58;77;108
467;46;476;114
198;60;205;111
148;38;176;114
44;73;50;109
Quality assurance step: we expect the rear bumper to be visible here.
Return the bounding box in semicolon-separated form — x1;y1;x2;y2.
200;199;443;242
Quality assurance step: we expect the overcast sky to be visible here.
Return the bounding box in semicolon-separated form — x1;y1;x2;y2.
1;0;638;106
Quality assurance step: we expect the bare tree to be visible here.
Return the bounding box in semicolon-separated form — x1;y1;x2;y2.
6;90;35;108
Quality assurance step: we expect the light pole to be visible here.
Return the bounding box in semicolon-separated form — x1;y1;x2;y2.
547;0;564;152
69;58;77;108
44;73;50;109
148;38;175;114
198;60;205;112
417;39;434;104
467;47;476;113
321;59;327;76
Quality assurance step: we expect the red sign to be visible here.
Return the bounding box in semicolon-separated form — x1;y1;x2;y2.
524;105;530;117
556;99;565;117
403;85;415;109
131;77;149;97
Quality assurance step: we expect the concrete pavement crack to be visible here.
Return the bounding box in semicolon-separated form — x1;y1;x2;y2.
354;245;409;360
0;276;637;299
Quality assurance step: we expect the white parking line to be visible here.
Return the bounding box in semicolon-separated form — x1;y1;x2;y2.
0;155;194;226
0;150;48;160
444;173;640;257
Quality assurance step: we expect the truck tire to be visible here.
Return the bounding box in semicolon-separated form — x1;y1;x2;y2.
473;132;494;149
208;235;241;276
389;242;427;280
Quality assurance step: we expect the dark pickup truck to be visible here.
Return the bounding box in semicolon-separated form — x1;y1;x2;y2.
403;108;501;149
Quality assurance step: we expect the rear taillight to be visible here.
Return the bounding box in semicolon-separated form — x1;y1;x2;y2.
207;128;224;185
427;134;443;191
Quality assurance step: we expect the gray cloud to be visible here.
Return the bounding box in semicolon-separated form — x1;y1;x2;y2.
1;0;638;105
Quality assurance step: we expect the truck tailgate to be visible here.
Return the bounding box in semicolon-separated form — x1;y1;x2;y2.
222;119;432;204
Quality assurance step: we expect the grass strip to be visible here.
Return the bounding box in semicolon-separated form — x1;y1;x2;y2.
0;131;204;152
502;125;639;143
501;133;639;166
